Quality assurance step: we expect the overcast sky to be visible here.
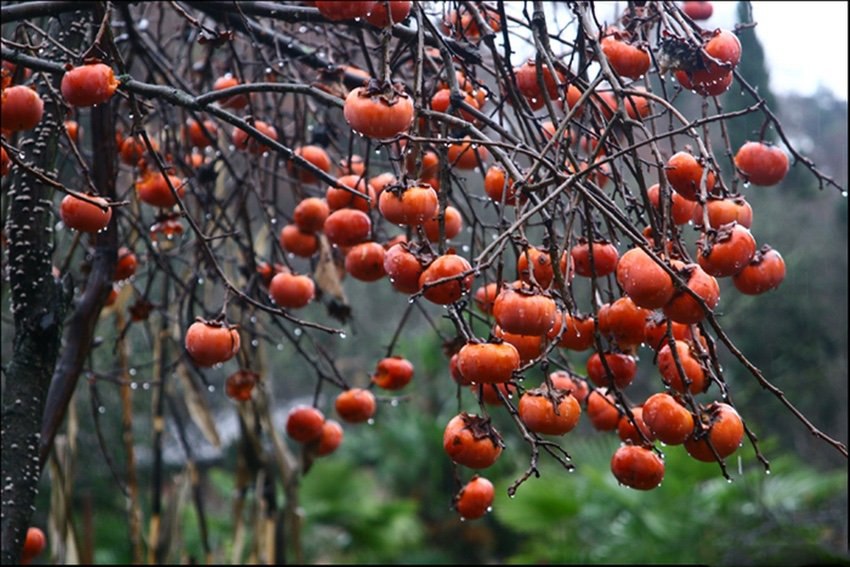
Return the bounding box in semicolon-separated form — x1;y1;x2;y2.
505;2;848;102
706;1;848;101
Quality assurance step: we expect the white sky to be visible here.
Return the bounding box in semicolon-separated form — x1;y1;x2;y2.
503;1;848;101
707;1;848;101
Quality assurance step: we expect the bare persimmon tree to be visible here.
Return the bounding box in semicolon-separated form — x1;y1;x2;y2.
1;1;846;564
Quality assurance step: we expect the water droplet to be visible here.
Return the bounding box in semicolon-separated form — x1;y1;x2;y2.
390;398;399;407
294;328;303;336
270;218;278;224
251;339;259;347
142;383;151;390
459;516;466;522
338;332;347;339
208;385;216;392
367;418;374;425
408;297;416;304
250;316;257;323
197;278;204;284
129;368;137;376
98;406;106;414
486;506;492;512
276;343;284;350
130;382;138;390
461;245;470;252
842;191;848;198
765;469;771;475
298;26;307;33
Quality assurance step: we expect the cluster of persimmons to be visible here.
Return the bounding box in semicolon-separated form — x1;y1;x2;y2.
1;0;796;522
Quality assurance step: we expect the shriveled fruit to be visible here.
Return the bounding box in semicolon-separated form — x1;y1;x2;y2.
443;413;503;469
611;445;665;490
225;370;259;402
455;475;494;520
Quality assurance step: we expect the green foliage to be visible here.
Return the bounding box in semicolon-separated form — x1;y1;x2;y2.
494;438;848;565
